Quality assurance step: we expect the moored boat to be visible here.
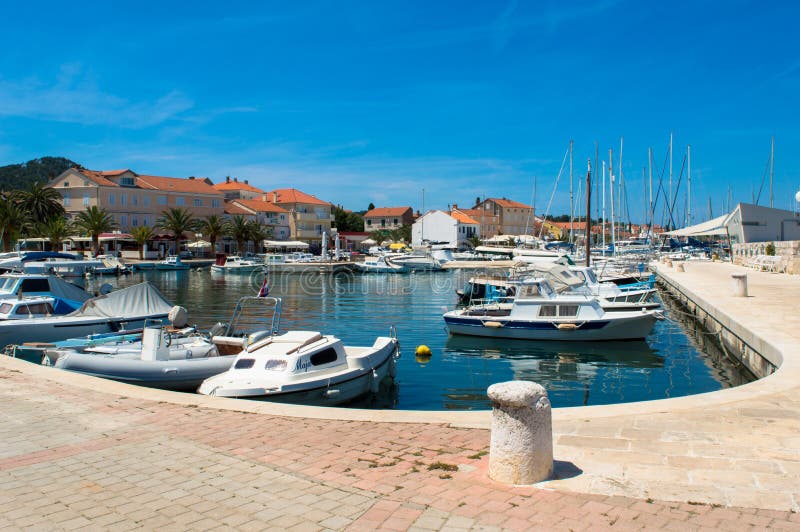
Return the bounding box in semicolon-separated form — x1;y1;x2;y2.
211;254;265;274
155;255;190;271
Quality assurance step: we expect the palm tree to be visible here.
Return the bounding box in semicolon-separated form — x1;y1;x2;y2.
0;194;31;252
157;208;196;256
226;215;251;254
130;225;155;260
15;182;65;223
197;214;225;253
72;206;117;254
246;221;271;254
38;217;73;252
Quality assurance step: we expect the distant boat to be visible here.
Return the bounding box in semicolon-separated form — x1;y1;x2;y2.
353;255;409;273
211;254;265;274
155;255;190;271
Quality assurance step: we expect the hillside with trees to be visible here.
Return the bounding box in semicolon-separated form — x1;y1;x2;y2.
0;157;78;192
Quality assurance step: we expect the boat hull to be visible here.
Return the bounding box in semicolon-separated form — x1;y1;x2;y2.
444;312;657;341
0;315;167;348
210;265;265;274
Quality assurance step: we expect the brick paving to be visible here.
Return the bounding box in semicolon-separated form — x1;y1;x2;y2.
1;364;798;531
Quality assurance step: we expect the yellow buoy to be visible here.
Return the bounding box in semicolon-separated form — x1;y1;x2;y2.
415;345;432;357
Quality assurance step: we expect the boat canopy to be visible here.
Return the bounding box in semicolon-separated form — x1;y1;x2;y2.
513;262;585;292
68;282;174;318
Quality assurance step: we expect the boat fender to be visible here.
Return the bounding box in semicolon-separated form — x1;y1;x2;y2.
482;321;503;328
388;356;397;378
371;370;380;393
557;323;579;330
325;388;340;397
169;306;188;328
185;349;192;359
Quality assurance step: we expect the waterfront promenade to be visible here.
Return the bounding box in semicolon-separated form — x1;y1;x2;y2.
1;261;800;529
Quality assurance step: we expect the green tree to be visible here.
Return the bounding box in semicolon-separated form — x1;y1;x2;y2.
226;215;251;254
130;225;155;260
369;229;389;245
157;208;196;255
0;194;31;252
332;205;364;232
246;220;271;254
197;214;225;253
38;217;72;251
73;206;117;254
15;182;65;223
467;235;482;248
367;202;375;211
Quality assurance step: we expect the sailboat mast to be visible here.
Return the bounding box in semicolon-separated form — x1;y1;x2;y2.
618;137;624;232
569;140;574;245
770;136;775;208
687;144;692;226
602;161;607;251
585;159;592;267
609;148;616;256
648;147;653;236
669;132;673;230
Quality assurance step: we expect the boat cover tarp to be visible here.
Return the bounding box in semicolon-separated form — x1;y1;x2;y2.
68;282;174;318
44;275;94;304
512;261;585;292
663;214;731;237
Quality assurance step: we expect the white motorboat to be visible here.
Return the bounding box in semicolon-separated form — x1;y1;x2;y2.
386;253;443;271
199;330;399;406
155;255;190;271
0;272;92;309
0;282;178;347
0;296;59;320
444;278;661;341
211;254;265;274
353;256;409;273
51;323;233;391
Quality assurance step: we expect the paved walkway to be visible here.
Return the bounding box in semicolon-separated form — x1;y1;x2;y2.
1;261;800;529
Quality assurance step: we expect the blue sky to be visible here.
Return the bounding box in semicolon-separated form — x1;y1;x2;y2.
1;1;799;225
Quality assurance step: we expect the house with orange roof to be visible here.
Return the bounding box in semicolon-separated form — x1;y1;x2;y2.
47;167;224;232
411;209;479;248
363;206;413;231
262;188;334;243
229;199;291;240
213;176;265;200
472;197;537;237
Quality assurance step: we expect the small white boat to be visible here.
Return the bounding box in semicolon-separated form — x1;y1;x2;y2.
387;253;443;271
155;255;190;271
51;324;233;391
444;278;661;341
211;254;265;274
353;255;409;273
199;330;399;406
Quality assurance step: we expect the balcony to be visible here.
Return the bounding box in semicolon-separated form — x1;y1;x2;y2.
295;229;323;239
295;212;333;222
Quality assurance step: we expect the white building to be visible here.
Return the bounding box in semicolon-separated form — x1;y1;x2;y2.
666;202;800;244
411;210;479;247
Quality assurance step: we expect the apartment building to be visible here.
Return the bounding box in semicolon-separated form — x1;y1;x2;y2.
363;206;414;230
264;188;334;243
48;168;224;231
229;199;292;240
213;177;265;200
472;198;536;237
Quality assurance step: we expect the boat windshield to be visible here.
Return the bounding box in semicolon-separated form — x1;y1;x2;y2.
0;278;17;292
584;269;598;284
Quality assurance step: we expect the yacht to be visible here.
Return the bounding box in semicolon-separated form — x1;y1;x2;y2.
155;255;190;271
353;255;409;273
211;254;265;274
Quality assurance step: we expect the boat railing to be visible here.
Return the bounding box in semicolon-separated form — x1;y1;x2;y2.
225;296;282;337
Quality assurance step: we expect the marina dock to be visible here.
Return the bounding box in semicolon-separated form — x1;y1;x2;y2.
1;260;799;528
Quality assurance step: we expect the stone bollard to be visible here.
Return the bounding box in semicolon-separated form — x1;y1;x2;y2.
676;262;685;272
487;381;553;485
732;273;748;297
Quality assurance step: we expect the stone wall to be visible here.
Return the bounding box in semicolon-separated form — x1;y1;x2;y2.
732;240;800;274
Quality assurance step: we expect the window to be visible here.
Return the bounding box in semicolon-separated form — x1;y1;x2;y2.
63;181;69;187
176;197;186;206
310;348;338;366
20;279;50;292
393;218;398;224
132;195;138;206
211;199;220;208
143;195;151;207
558;305;579;317
381;219;386;227
108;193;115;205
0;303;11;314
120;193;127;206
234;359;255;369
132;216;139;227
367;219;372;226
193;199;202;207
157;196;167;206
63;194;70;207
143;217;149;227
539;305;557;317
120;215;128;227
83;194;90;207
121;176;135;186
264;359;287;371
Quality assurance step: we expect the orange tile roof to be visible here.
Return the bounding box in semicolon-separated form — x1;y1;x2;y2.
232;199;289;214
99;169;133;176
213;181;265;194
266;188;329;206
224;202;254;215
137;174;222;195
364;206;412;218
453;208;495;220
488;198;533;209
74;168;117;187
450;209;480;225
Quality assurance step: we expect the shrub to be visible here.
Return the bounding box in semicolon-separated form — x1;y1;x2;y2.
765;243;776;256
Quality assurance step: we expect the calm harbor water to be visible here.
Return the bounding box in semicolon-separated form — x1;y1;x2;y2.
85;268;752;410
